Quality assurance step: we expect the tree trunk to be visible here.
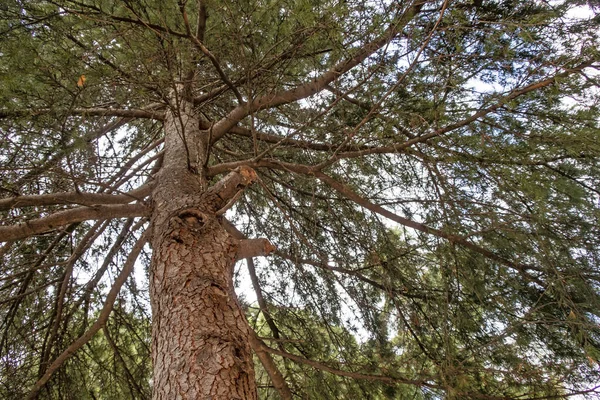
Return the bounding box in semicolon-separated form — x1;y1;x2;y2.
149;98;257;399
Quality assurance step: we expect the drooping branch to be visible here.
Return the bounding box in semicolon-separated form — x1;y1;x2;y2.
210;157;554;281
10;115;147;190
101;137;164;190
313;171;543;277
55;3;190;39
274;249;432;300
212;157;546;279
0;230;70;356
233;61;597;171
62;219;148;333
256;336;439;388
354;59;599;155
37;220;110;379
215;60;597;171
0;203;150;243
0;182;153;211
248;332;293;400
26;231;148;399
102;325;150;399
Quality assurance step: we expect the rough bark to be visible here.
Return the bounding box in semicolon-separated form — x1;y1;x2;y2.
150;97;258;399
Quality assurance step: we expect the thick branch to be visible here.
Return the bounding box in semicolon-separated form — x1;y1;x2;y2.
26;231;148;399
210;158;553;280
208;2;423;144
208;166;258;210
235;238;276;261
186;28;243;104
265;61;598;168
0;204;150;242
196;0;207;41
211;158;545;278
0;183;153;211
208;122;375;152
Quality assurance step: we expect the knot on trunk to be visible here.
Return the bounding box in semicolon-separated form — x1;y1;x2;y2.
168;208;211;243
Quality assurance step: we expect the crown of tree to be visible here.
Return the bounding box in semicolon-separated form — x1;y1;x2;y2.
1;1;599;399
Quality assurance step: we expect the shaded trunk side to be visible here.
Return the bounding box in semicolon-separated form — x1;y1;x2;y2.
150;99;257;400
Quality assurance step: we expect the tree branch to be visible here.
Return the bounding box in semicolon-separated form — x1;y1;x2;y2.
274;249;432;300
208;166;259;210
26;231;148;399
313;171;543;277
38;220;109;378
256;337;439;388
209;122;376;152
234;238;276;261
222;219;282;337
249;333;293;400
0;183;153;211
196;0;207;41
181;5;244;104
102;325;150;399
208;2;424;144
0;107;165;120
0;204;150;242
363;59;598;154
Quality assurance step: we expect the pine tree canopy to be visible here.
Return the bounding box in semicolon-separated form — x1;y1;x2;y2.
1;0;600;399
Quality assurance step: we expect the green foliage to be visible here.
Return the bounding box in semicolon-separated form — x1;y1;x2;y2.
1;0;599;398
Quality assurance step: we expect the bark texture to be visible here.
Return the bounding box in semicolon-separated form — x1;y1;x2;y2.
150;98;257;400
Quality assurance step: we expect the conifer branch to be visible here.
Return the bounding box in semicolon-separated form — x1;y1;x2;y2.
0;183;153;211
208;2;425;144
0;204;150;242
0;107;165;120
26;231;148;399
257;337;439;388
313;171;543;277
249;332;293;400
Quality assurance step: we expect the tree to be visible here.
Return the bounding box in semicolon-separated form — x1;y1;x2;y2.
1;0;599;398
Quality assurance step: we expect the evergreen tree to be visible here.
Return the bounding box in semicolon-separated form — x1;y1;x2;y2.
1;0;599;398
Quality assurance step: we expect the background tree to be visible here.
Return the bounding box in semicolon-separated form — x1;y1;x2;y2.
1;0;600;398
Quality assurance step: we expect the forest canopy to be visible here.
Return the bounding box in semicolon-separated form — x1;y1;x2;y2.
1;0;599;399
